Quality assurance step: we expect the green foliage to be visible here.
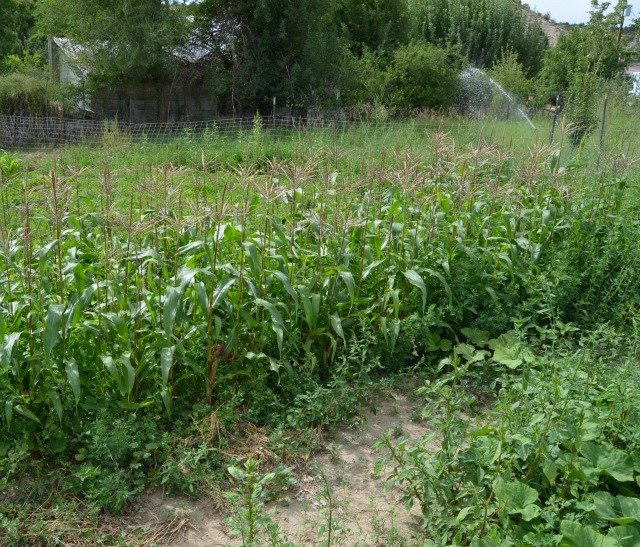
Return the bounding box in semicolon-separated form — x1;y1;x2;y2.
225;458;294;545
376;328;640;544
386;42;462;110
565;71;602;147
1;119;640;541
198;0;347;111
335;0;409;56
541;2;631;96
489;52;537;106
35;0;189;88
540;1;633;145
0;0;39;70
409;0;548;74
0;69;71;115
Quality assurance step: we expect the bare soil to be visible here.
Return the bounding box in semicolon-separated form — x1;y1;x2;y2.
140;390;434;546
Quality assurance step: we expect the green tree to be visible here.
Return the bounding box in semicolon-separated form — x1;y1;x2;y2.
489;52;539;106
35;0;189;87
386;42;463;110
540;1;630;96
196;0;348;112
540;1;633;145
409;0;548;75
335;0;409;57
1;0;40;71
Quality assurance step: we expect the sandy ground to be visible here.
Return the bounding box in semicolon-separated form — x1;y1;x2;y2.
139;390;434;546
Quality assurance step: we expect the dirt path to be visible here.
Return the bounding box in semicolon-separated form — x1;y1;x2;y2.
141;390;434;546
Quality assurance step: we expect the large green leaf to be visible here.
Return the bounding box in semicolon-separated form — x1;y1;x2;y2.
161;346;175;388
211;277;236;309
593;491;640;525
44;304;65;356
65;359;81;401
404;270;427;313
163;284;185;339
1;332;21;366
14;404;41;424
560;520;619;547
493;478;539;519
255;298;285;355
330;314;346;342
581;444;635;483
121;353;136;396
489;331;534;369
607;524;640;547
338;271;356;302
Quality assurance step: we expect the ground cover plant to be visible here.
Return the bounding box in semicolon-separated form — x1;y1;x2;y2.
1;110;640;544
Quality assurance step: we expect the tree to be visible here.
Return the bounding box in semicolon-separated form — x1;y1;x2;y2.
386;42;463;110
35;0;189;87
196;0;348;112
540;1;630;96
335;0;409;57
1;0;40;71
409;0;548;75
540;1;633;145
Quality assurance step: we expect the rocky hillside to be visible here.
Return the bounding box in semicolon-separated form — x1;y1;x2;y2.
519;2;571;46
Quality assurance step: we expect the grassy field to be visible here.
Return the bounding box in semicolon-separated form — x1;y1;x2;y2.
1;109;640;545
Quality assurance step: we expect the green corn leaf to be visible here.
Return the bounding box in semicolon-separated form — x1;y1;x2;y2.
65;359;81;401
212;277;236;309
163;285;185;339
339;271;356;302
270;270;298;302
4;399;12;429
49;390;63;423
193;281;209;317
330;314;346;342
1;332;21;366
255;298;285;356
121;353;136;396
300;290;320;332
102;355;122;389
362;259;384;280
425;268;452;307
161;346;175;388
44;304;65;356
14;404;41;424
161;387;172;415
389;318;400;352
404;270;427;313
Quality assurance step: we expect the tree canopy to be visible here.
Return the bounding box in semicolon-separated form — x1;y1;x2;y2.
408;0;548;74
13;0;634;116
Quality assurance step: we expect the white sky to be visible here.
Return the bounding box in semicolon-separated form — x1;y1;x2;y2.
527;0;638;24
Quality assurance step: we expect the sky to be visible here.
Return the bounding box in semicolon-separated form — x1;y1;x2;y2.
527;0;638;24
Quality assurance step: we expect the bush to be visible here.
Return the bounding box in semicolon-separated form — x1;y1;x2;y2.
0;70;73;116
386;42;462;110
489;52;535;104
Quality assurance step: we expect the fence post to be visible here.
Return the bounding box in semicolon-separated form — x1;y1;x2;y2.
597;93;609;171
549;95;560;145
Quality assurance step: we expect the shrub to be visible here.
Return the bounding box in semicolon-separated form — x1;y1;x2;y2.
386;42;462;110
0;70;73;116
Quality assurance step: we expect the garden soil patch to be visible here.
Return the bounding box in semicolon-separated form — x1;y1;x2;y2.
141;390;433;546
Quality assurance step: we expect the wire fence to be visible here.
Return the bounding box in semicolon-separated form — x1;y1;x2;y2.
0;115;355;148
2;111;640;158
